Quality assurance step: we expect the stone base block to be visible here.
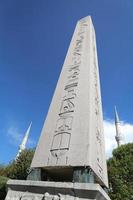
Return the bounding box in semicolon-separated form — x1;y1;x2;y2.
5;180;111;200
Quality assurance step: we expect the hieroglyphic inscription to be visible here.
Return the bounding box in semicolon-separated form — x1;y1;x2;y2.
50;19;87;161
92;28;103;180
55;116;73;132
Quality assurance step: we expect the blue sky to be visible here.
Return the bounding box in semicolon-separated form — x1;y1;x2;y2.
0;0;133;164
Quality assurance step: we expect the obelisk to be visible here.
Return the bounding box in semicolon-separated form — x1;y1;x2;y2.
5;16;111;200
31;16;108;188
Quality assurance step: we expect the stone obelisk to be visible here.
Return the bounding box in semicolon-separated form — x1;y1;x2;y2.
5;16;111;200
31;16;108;188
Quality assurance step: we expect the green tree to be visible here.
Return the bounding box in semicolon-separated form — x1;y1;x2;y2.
107;143;133;200
0;148;35;180
0;165;7;177
0;149;34;200
9;148;35;180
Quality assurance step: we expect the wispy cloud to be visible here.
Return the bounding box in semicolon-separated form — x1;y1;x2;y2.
7;126;22;146
7;126;35;147
104;119;133;158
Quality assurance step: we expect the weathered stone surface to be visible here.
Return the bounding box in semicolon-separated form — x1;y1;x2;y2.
5;190;43;200
31;16;108;188
5;180;111;200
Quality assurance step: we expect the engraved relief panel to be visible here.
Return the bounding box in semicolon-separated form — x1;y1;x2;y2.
55;116;73;132
69;64;80;72
72;54;81;66
68;71;79;82
95;127;104;180
60;132;71;149
60;98;74;114
50;132;71;158
97;163;103;179
96;128;102;145
64;87;76;99
51;133;61;150
65;82;78;90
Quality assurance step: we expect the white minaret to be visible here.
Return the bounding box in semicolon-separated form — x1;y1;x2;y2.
16;122;32;159
115;107;123;147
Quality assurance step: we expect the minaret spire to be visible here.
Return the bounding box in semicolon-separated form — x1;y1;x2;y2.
16;122;32;159
115;107;122;147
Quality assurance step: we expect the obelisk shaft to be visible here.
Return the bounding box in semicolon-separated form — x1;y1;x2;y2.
31;16;108;188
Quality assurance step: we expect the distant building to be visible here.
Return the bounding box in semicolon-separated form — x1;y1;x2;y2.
16;122;32;159
114;107;123;147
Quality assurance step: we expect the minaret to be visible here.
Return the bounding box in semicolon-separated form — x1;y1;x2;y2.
115;107;122;147
16;122;32;159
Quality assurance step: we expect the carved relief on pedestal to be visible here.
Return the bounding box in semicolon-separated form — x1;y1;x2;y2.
6;191;66;200
20;192;43;200
44;192;64;200
21;195;35;200
5;191;43;200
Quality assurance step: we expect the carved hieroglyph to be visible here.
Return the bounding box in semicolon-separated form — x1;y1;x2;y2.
31;16;108;187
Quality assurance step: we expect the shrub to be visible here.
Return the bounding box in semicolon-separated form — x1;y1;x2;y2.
0;176;9;200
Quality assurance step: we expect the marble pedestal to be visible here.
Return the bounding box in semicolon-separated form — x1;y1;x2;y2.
5;180;111;200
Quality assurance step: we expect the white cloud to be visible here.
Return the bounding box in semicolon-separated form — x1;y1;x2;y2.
103;119;133;158
7;126;35;147
7;126;22;146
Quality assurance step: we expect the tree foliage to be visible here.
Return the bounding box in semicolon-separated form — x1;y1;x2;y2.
0;149;34;200
0;148;35;180
0;176;9;200
107;143;133;200
10;148;35;180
